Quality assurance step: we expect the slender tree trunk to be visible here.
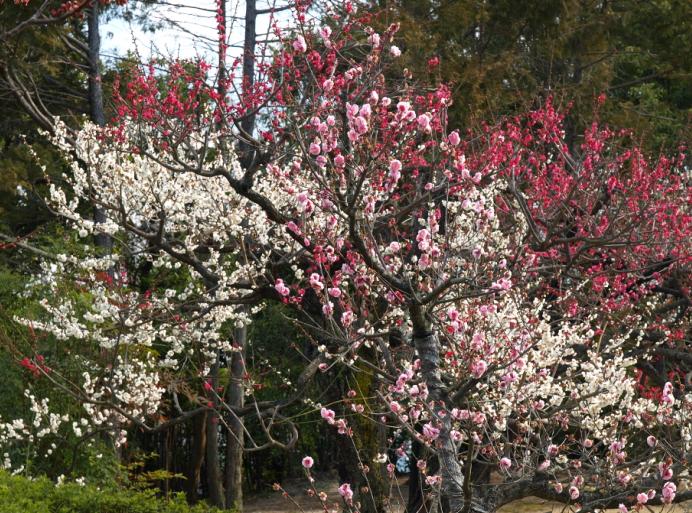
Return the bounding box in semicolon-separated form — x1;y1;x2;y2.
87;3;122;468
224;324;246;509
87;4;105;127
87;2;111;253
240;0;257;146
206;359;226;508
161;427;171;496
223;1;257;507
186;410;208;503
410;304;465;513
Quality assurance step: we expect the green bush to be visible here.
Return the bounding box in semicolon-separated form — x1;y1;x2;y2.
0;471;224;513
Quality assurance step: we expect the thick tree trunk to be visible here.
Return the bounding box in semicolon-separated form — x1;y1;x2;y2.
206;359;226;508
224;323;245;509
410;304;465;513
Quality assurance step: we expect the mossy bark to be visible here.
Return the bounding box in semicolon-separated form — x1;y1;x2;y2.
335;356;389;513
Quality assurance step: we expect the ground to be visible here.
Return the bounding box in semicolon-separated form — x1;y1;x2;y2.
244;477;691;513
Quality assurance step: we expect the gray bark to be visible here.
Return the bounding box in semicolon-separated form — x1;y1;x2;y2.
87;2;112;253
410;304;466;513
87;4;105;127
221;0;256;508
224;323;246;509
205;359;226;508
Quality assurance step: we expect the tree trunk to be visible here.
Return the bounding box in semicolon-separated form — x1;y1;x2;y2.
186;410;208;503
353;367;388;513
224;323;245;509
160;426;172;496
239;0;257;156
406;438;426;513
87;4;105;127
87;2;111;253
206;359;226;508
410;304;465;513
335;404;388;513
220;0;255;508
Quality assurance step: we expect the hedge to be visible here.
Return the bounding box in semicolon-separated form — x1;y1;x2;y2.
0;471;223;513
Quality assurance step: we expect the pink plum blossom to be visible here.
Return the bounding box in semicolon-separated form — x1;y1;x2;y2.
338;483;353;502
662;482;676;503
470;359;488;378
292;35;307;53
274;279;290;296
423;423;440;440
659;461;673;480
367;32;380;47
320;407;335;424
425;475;442;486
341;310;354;326
319;26;332;41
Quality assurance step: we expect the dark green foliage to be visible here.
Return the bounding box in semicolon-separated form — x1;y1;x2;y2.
386;0;691;150
243;302;324;491
0;471;225;513
0;3;88;233
0;257;121;484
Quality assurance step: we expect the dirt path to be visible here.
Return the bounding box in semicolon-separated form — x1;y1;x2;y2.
244;479;691;513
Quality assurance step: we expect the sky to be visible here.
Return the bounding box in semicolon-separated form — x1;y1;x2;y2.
102;1;219;64
102;1;291;68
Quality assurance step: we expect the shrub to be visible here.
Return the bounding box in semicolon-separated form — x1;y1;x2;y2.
0;471;224;513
